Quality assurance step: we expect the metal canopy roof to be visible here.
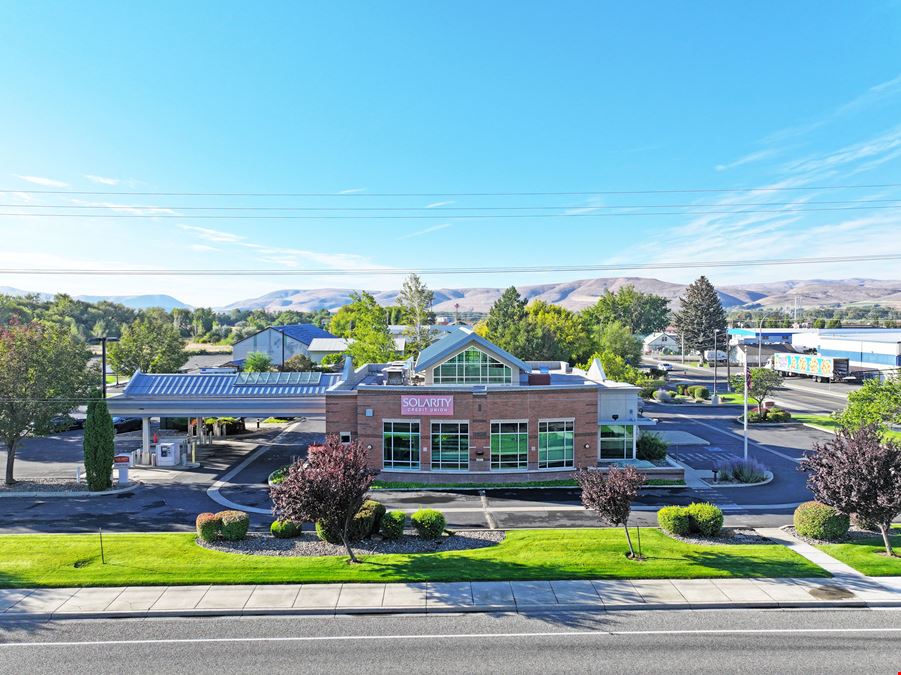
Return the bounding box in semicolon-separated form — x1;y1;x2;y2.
120;371;337;398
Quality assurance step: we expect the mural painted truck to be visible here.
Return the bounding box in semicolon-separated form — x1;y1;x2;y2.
772;353;850;383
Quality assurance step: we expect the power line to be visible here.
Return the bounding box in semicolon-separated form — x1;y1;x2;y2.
2;253;899;276
2;205;899;220
2;198;900;212
4;182;901;198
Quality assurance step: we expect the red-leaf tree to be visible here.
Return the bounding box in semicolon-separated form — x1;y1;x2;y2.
800;425;901;556
575;465;645;558
270;434;377;562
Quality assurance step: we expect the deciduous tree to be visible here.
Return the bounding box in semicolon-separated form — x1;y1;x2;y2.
0;320;93;484
485;287;546;360
397;273;436;358
800;425;901;556
526;300;593;364
575;465;645;557
729;368;784;419
836;379;901;435
243;351;273;372
583;285;670;335
108;316;187;374
280;354;314;372
270;435;377;562
344;292;396;365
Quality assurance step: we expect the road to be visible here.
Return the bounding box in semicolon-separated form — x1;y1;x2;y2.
646;358;855;414
0;609;898;673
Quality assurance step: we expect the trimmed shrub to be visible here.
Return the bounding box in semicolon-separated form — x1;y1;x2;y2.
657;506;690;535
411;508;446;539
316;499;385;543
639;378;666;399
767;408;792;422
636;432;668;461
652;389;672;402
689;385;710;400
676;383;690;395
851;512;880;532
270;520;301;539
380;511;406;539
793;501;850;541
196;512;222;542
218;510;250;541
685;502;723;536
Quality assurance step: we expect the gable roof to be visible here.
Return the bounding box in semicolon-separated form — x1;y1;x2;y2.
413;327;531;373
272;323;335;345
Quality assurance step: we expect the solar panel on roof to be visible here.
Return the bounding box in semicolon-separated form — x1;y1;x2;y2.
233;371;322;386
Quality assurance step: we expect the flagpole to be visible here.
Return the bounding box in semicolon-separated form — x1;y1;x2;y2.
743;358;749;461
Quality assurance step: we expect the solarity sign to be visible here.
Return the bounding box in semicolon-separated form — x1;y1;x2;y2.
401;395;454;416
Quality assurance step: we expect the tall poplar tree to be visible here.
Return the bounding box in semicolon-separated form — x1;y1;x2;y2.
397;273;435;358
83;398;116;491
673;276;727;363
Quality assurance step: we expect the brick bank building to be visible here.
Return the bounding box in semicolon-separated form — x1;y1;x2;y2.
327;328;657;482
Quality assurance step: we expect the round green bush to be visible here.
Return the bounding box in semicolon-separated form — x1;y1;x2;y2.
195;512;222;542
692;386;710;400
270;520;301;539
685;502;723;536
636;432;668;461
315;499;386;544
218;510;250;541
793;501;850;541
411;508;446;539
380;511;406;539
657;506;690;535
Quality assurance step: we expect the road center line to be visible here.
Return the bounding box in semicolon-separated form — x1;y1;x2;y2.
3;627;901;648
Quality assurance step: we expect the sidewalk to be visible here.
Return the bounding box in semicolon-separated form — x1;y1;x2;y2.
4;574;901;620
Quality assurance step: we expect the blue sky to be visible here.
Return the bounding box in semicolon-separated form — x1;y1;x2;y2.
1;1;900;307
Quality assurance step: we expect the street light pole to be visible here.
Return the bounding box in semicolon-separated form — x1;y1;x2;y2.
713;329;720;405
89;336;119;399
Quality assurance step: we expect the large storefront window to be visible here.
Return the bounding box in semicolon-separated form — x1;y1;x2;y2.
599;425;635;461
383;421;420;470
431;422;469;471
433;347;513;384
538;420;574;469
490;421;528;469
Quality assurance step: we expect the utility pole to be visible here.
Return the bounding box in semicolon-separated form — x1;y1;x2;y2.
743;357;749;460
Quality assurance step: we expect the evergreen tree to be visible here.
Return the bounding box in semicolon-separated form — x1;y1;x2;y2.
485;287;545;360
397;273;436;358
673;276;727;363
83;398;116;491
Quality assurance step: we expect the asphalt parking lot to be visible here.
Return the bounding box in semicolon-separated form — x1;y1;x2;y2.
0;406;831;533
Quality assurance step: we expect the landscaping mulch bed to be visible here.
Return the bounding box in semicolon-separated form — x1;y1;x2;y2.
198;530;505;557
786;526;883;546
666;527;774;546
0;479;89;493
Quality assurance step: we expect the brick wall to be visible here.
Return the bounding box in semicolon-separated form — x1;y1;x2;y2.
326;386;600;473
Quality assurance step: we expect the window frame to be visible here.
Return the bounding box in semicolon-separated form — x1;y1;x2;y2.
430;420;470;471
489;419;529;470
382;419;421;470
538;418;575;469
433;347;513;385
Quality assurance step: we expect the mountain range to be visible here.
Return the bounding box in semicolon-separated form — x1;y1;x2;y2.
223;277;901;314
3;278;900;313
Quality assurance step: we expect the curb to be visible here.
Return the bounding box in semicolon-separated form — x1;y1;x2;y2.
701;471;774;489
7;598;898;621
0;482;141;499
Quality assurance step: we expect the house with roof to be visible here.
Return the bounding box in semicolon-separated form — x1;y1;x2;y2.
642;332;679;354
231;323;336;367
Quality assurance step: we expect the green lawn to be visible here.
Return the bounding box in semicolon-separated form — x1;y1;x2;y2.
793;414;901;442
0;529;826;588
818;530;901;576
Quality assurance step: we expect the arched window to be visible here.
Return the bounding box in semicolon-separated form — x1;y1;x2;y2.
433;347;513;384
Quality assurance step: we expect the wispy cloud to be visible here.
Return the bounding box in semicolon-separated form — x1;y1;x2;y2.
188;243;221;253
337;187;367;194
83;174;121;186
16;175;69;188
714;149;780;172
71;198;176;216
177;224;245;243
397;223;452;240
425;201;454;208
